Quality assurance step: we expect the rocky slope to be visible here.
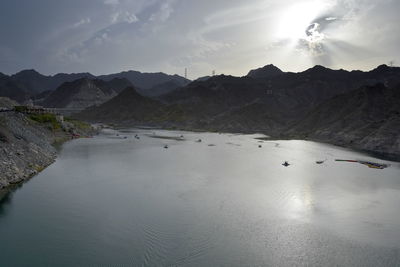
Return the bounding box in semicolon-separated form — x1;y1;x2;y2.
285;83;400;159
0;97;95;189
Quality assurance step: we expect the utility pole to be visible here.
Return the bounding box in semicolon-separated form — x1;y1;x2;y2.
184;68;187;79
212;70;216;76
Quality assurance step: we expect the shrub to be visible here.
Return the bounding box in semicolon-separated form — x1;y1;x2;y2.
29;113;61;130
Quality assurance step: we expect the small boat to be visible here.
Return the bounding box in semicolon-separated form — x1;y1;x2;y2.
282;161;290;167
196;139;202;143
316;159;326;164
164;145;169;149
258;145;262;148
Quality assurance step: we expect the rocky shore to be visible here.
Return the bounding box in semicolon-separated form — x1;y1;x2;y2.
0;97;96;190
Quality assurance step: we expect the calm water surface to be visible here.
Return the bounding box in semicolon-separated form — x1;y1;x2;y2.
1;129;400;266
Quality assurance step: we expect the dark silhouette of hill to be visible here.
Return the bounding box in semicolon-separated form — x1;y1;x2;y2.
0;69;190;102
139;80;183;97
98;71;190;91
11;69;94;94
41;78;133;109
77;86;163;123
0;73;30;103
247;64;283;79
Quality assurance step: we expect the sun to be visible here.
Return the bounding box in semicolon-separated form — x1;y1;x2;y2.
276;1;327;43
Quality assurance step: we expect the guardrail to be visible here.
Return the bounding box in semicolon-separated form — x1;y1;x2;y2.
0;108;14;113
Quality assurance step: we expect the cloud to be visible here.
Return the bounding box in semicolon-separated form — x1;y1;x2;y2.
73;18;91;28
104;0;119;6
111;11;138;24
149;0;176;22
325;17;337;21
0;0;399;77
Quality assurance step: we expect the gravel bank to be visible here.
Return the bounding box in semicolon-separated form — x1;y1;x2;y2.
0;98;95;190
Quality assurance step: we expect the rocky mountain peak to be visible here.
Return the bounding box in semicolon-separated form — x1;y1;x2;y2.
247;64;283;79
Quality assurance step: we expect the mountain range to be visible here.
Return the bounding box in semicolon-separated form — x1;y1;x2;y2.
1;63;399;159
0;69;190;105
75;64;400;159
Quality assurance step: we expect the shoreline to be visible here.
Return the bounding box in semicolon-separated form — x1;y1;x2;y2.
0;112;97;193
0;135;95;201
98;122;400;162
101;122;400;162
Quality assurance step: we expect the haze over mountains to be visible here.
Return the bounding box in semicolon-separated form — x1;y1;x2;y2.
0;69;190;106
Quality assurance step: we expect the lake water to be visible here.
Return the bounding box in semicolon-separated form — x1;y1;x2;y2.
1;128;400;266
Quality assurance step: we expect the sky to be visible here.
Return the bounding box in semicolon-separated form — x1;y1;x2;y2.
0;0;399;79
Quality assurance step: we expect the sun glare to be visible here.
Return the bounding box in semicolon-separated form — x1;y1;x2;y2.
277;1;327;42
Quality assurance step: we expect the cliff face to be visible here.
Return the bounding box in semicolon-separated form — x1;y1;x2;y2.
285;84;400;159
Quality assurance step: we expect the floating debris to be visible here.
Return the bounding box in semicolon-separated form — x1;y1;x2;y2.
226;142;241;147
148;135;185;141
208;144;216;147
335;159;389;169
